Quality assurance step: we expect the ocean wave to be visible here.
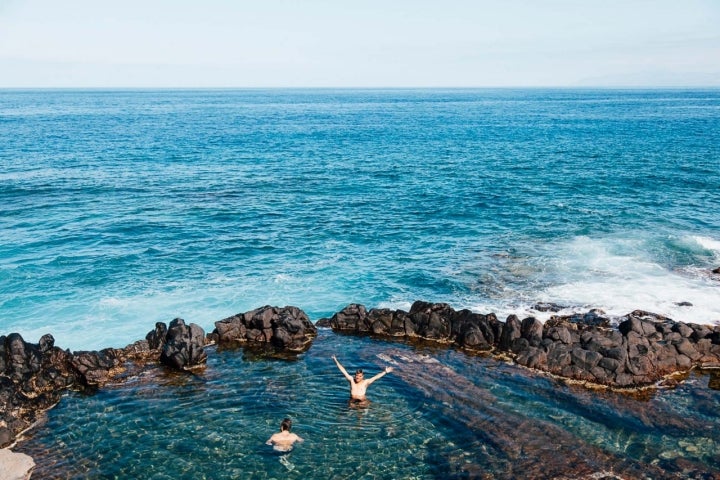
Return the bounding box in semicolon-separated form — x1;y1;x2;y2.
691;235;720;257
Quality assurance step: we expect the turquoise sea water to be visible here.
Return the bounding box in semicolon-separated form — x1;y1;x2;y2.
2;89;720;477
2;88;720;351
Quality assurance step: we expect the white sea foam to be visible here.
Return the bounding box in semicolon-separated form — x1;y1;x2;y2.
99;297;125;307
377;299;414;312
469;235;720;326
691;235;720;257
273;274;293;283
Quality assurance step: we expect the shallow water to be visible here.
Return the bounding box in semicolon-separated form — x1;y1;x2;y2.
16;330;720;479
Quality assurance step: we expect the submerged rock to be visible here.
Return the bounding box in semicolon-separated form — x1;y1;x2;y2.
532;302;567;312
325;301;720;390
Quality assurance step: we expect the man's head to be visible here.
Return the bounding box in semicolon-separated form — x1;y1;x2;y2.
353;369;364;383
281;418;292;432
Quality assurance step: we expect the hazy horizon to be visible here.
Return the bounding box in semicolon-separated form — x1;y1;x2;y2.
2;85;720;91
1;0;719;89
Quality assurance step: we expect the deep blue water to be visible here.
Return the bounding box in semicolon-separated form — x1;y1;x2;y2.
2;89;720;478
2;88;719;350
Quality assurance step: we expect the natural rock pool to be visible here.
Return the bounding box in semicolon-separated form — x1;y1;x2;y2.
15;329;720;479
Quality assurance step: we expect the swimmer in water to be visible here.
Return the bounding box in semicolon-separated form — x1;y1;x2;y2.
266;418;304;452
332;355;394;404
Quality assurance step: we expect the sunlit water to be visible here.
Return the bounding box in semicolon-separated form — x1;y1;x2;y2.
2;89;720;478
1;89;720;352
15;330;720;479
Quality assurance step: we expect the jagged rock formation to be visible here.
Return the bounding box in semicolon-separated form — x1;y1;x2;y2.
0;320;207;448
210;305;317;352
321;301;720;389
159;318;208;370
0;306;316;448
2;300;718;465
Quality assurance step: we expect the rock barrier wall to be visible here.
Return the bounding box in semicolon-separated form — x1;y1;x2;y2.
321;301;720;389
2;301;718;453
0;305;317;449
0;318;206;449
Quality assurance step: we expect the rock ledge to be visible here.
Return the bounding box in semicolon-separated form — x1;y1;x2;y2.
321;301;720;389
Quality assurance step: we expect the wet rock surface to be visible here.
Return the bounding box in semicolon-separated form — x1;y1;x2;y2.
160;318;208;370
211;305;317;352
323;301;720;389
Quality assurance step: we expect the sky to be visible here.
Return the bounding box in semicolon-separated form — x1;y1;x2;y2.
0;0;719;88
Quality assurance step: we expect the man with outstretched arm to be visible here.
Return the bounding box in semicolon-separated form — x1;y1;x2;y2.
332;355;393;403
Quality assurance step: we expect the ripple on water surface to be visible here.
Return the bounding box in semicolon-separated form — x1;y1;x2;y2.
16;331;720;479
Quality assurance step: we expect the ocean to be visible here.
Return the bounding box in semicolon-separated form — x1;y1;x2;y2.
2;88;719;351
2;88;720;478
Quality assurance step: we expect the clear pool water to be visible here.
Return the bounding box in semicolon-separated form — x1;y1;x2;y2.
16;330;720;479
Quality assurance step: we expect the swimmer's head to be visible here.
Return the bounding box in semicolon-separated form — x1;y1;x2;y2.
354;369;364;382
281;418;292;431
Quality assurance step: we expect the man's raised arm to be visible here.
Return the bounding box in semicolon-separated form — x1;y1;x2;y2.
332;355;353;381
366;366;394;386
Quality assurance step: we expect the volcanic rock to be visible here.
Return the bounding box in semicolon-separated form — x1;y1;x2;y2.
325;301;720;390
212;305;317;352
159;318;207;370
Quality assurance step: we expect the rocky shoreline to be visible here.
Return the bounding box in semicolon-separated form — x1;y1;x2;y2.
1;302;719;477
319;301;720;390
0;305;317;451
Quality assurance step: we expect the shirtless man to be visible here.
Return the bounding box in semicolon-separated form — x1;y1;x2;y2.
266;418;304;452
332;355;394;403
